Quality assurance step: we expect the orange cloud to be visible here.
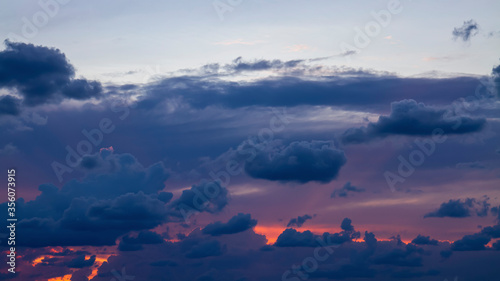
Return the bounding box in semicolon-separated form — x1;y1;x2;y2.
48;275;72;281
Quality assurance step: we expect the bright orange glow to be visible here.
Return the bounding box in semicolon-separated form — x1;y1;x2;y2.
32;251;112;281
87;254;113;280
254;225;286;244
48;274;72;281
88;268;99;280
32;255;53;267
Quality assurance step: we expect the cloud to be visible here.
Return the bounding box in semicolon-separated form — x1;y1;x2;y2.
411;234;439;245
493;241;500;251
275;218;359;247
452;20;479;42
118;231;165;251
481;224;500;238
451;233;491;251
0;95;21;116
140;72;489;112
16;191;169;247
424;198;490;218
185;240;225;259
341;99;486;144
372;244;424;267
440;250;453;259
331;182;365;198
65;255;96;268
0;41;102;106
340;217;355;232
286;214;314;228
225;57;305;73
273;229;318;247
168;180;230;218
202;213;257;236
64;217;500;281
244;140;346;183
0;151;186;247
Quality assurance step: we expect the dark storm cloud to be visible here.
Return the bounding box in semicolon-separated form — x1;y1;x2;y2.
452;20;479;42
341;99;486;144
202;213;257;236
0;95;21;116
331;182;365;198
286;214;313;228
0;41;102;106
16;191;168;247
411;234;439;246
424;198;490;218
244;141;346;183
0;151;229;248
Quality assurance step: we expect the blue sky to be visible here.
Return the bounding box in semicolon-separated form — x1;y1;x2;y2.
2;0;500;84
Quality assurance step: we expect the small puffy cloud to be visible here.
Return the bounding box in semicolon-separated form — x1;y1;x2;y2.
411;234;439;245
340;217;355;232
273;229;318;247
424;198;490;218
341;99;486;144
275;218;359;247
331;182;365;198
202;213;257;236
286;214;314;228
245;140;347;183
452;20;479;42
493;241;500;251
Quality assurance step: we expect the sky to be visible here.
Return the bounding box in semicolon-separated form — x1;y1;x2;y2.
0;0;500;280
